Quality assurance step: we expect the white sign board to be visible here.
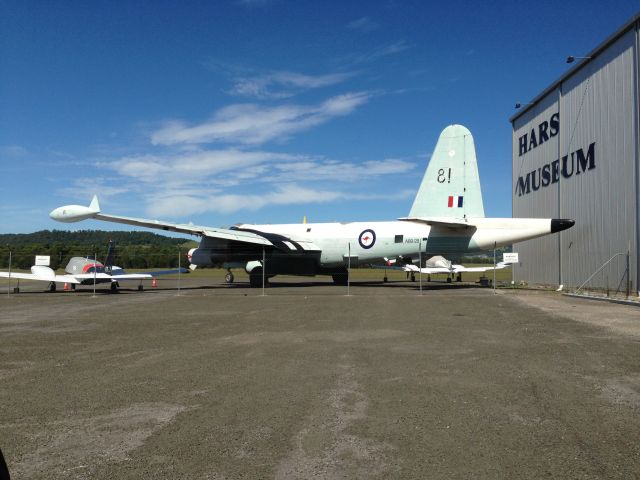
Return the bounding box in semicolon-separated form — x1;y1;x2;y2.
35;255;50;266
502;252;519;264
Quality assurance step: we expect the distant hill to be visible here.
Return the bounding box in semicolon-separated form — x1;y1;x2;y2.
0;230;198;270
0;230;190;247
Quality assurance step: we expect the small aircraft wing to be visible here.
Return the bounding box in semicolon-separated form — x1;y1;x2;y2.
72;272;118;281
73;272;159;281
406;265;452;274
368;263;451;275
50;196;273;246
0;266;81;284
111;267;189;277
106;273;153;280
450;262;510;273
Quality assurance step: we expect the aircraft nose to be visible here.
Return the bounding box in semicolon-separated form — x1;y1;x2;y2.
551;219;575;233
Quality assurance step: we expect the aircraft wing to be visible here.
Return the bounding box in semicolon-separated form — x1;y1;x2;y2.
397;263;510;274
106;273;153;280
94;213;273;246
73;272;156;281
406;265;452;274
369;264;452;274
50;196;273;247
450;262;510;273
112;267;189;277
0;266;81;284
72;273;118;281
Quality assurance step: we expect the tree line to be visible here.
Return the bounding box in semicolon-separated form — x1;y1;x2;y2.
0;230;197;270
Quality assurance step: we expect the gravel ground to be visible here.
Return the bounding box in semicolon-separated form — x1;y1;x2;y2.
1;278;639;479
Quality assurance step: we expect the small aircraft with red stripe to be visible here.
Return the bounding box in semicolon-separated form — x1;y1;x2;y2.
0;242;187;292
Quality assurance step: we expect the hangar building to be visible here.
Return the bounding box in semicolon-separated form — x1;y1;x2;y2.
510;13;640;294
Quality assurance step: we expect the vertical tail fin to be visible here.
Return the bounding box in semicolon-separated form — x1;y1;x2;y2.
104;240;115;274
409;124;484;218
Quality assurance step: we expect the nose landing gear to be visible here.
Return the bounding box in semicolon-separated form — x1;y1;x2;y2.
225;269;234;284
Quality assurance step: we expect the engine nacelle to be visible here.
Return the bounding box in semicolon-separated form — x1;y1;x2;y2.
187;248;210;267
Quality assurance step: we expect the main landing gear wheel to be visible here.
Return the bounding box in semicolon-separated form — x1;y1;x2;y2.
111;282;119;293
225;271;234;284
137;284;144;291
48;282;57;293
410;273;416;282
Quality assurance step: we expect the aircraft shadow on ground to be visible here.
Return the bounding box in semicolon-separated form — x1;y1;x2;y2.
4;280;490;294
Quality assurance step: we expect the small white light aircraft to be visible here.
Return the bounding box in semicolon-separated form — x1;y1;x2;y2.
0;257;153;292
50;125;574;287
378;255;510;283
0;242;187;292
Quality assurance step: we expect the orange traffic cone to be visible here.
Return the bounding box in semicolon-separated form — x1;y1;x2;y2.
151;278;158;288
63;283;70;291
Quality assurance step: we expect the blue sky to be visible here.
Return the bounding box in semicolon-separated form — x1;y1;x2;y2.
1;0;638;233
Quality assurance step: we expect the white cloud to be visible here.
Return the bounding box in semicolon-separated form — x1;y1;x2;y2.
0;145;28;157
347;40;412;64
144;185;345;217
142;184;415;218
268;158;414;182
56;177;130;201
108;149;304;187
107;148;414;188
98;146;417;218
150;92;370;146
347;17;379;33
229;71;354;99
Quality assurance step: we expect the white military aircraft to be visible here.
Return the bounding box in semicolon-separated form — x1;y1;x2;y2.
50;125;574;287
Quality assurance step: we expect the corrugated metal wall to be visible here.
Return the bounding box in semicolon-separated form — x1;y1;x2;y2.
512;94;561;284
511;25;638;291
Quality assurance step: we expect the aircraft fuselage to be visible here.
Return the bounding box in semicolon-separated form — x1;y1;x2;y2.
188;217;559;274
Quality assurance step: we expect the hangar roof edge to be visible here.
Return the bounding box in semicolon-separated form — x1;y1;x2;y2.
509;11;640;125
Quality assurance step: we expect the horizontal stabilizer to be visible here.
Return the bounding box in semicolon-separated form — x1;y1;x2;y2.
397;216;475;229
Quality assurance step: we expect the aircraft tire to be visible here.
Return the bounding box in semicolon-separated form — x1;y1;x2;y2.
138;285;143;291
410;273;416;282
225;272;234;284
111;282;119;293
48;282;56;293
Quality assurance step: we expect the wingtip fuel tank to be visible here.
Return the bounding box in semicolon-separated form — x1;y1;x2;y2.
49;195;100;223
